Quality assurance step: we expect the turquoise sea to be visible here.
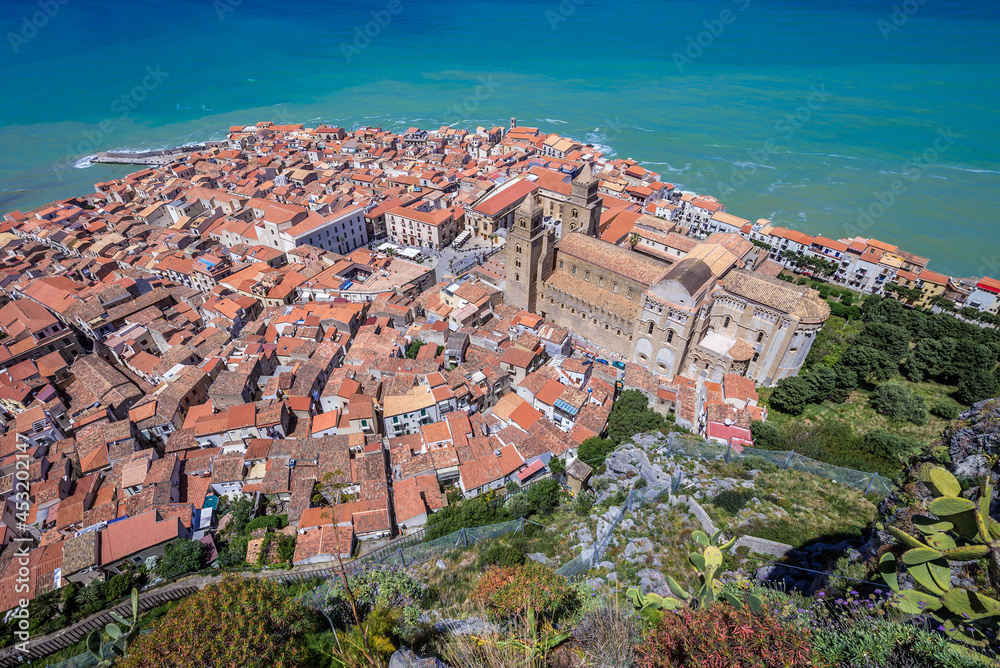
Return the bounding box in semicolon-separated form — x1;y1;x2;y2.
1;0;997;277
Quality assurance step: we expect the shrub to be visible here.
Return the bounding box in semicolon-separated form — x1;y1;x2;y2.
471;563;578;622
579;436;617;468
575;605;641;668
574;492;594;516
636;605;813;668
712;488;754;514
524;478;561;516
750;420;787;451
478;543;525;569
325;567;425;638
741;455;778;474
813;619;995;668
245;514;287;534
931;397;962;420
869;382;927;424
157;539;206;580
119;575;311;668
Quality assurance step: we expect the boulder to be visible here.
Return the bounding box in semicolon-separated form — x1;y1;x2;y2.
390;647;451;668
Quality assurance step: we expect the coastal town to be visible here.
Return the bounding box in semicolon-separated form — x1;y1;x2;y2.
0;117;998;619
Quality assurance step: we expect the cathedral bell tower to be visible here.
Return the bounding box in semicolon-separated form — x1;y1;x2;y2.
569;162;601;237
505;191;550;313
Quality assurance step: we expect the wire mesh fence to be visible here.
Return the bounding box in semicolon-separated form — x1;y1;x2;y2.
303;519;527;609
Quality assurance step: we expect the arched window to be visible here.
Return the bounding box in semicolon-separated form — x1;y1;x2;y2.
666;330;674;344
549;297;555;304
572;209;579;219
515;259;521;268
612;283;619;294
516;245;522;254
626;288;633;298
559;260;564;270
585;270;590;281
604;323;609;330
756;331;764;343
520;219;526;228
616;329;622;337
647;321;655;335
752;352;759;363
572;265;577;275
514;273;520;282
560;303;565;309
598;276;604;287
724;316;731;328
593;317;598;325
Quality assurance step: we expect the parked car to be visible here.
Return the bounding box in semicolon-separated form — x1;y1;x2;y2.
595;358;609;365
612;360;626;370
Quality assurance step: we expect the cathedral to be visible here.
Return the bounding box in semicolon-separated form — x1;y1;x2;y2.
504;171;830;386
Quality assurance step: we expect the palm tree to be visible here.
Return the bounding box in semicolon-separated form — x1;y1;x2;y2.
628;232;640;251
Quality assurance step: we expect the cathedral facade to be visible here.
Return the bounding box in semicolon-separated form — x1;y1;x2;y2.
505;188;830;386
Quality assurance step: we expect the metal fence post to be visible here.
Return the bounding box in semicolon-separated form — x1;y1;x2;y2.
519;517;525;534
863;473;879;494
782;450;795;470
398;549;406;568
723;442;732;464
462;527;468;547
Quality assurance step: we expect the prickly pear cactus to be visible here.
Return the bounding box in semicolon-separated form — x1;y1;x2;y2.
880;465;999;650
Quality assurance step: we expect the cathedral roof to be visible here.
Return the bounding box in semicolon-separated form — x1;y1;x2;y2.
721;270;830;322
556;233;668;286
662;258;715;296
543;271;639;320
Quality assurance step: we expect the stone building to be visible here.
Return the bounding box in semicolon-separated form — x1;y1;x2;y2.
507;204;830;386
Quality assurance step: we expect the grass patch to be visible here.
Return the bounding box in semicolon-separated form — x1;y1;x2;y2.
705;468;877;549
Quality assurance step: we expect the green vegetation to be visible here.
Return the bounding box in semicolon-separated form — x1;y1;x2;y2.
702;467;878;549
763;294;1000;478
119;576;312;668
404;339;425;358
156;539;207;580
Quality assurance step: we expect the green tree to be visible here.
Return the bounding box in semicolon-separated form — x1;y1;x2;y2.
548;457;566;475
578;436;617;468
768;376;813;415
157;539;207;580
857;322;910;361
869;382;927;425
955;371;999;406
404;339;424;359
525;478;562;516
803;366;837;403
750;420;786;451
839;345;897;384
904;338;945;382
606;390;668;444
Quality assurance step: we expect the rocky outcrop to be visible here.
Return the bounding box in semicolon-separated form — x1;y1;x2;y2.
947;397;1000;482
389;647;451;668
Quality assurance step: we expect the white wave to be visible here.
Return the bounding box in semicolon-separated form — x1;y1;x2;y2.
541;118;567;124
732;161;778;171
939;164;1000;175
74;155;96;169
643;161;692;173
631;125;655;132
